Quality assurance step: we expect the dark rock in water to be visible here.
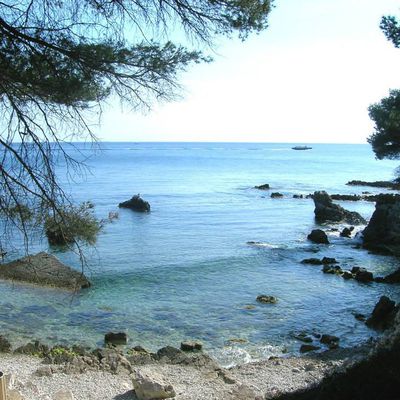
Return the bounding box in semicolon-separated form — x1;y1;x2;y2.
301;258;323;265
366;296;398;330
14;341;49;355
321;257;338;264
271;192;283;198
0;336;11;352
374;277;386;283
354;269;374;283
340;227;354;238
300;344;320;353
320;334;340;349
294;332;313;343
331;194;362;201
256;295;278;304
383;268;400;284
118;194;150;212
363;194;400;253
104;332;128;345
322;265;343;275
156;346;188;364
354;313;366;322
342;271;354;280
180;341;203;352
254;184;270;190
347;180;400;190
293;194;304;199
351;266;361;274
0;252;90;290
307;229;329;244
313;191;366;225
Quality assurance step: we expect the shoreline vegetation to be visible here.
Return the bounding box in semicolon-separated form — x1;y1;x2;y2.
1;179;400;399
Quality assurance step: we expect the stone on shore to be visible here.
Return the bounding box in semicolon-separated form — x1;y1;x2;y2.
0;335;11;352
180;341;203;352
104;332;128;345
131;369;175;400
0;252;90;290
118;195;150;212
307;229;329;244
366;296;398;330
362;194;400;253
313;191;366;225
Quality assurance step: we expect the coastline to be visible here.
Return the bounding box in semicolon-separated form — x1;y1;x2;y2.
0;342;371;400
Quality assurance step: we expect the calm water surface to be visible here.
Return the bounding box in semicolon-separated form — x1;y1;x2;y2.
2;142;400;366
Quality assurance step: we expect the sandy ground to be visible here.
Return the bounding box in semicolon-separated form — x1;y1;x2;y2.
0;346;369;400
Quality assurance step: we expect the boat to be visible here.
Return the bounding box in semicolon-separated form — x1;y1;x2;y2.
292;145;312;150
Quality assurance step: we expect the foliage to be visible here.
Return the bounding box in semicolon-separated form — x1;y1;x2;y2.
0;0;273;252
380;15;400;48
368;15;400;160
44;202;102;246
368;90;400;160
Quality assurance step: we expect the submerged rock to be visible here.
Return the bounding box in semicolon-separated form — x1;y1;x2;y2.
320;334;340;349
0;252;90;290
313;191;366;225
363;194;400;253
118;194;150;212
180;341;202;352
104;332;128;345
307;229;329;244
300;344;320;353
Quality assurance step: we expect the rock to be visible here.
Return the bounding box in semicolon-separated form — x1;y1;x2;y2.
294;332;313;343
320;334;340;349
180;341;202;351
7;390;24;400
363;194;400;253
301;258;323;265
53;390;74;400
35;366;53;377
256;295;278;304
313;191;366;225
342;271;354;280
307;229;329;244
383;268;400;283
118;195;150;212
321;257;338;264
300;344;320;353
14;341;49;356
366;296;399;330
0;335;11;352
254;184;270;190
104;332;127;345
340;227;354;237
0;252;90;290
217;370;236;384
131;369;175;400
322;265;343;275
346;180;400;189
354;269;374;283
354;313;366;322
271;192;283;198
293;194;304;199
331;194;362;201
156;346;188;364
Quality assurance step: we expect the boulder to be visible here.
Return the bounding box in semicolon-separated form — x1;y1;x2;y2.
104;332;127;345
0;252;90;290
156;346;188;364
321;257;338;264
307;229;329;244
293;194;304;199
0;335;11;352
354;269;374;283
383;268;400;284
180;341;202;352
301;258;323;265
131;369;175;400
254;184;270;190
320;334;340;349
118;195;150;212
363;194;400;253
256;295;278;304
271;192;284;198
342;271;353;280
322;265;343;275
300;344;320;353
340;227;354;238
313;191;366;225
366;296;398;330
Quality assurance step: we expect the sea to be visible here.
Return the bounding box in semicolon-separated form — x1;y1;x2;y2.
1;142;400;366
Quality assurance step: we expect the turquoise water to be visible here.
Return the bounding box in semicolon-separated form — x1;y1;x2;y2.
2;142;400;366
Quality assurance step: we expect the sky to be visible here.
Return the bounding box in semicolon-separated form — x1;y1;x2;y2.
97;0;400;144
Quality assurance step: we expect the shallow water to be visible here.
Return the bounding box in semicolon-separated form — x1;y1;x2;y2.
2;142;400;366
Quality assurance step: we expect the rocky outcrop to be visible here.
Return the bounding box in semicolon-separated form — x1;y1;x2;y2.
256;295;278;304
366;296;398;330
0;252;90;290
118;195;150;212
313;191;366;225
131;369;175;400
347;180;400;190
362;194;400;253
307;229;329;244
